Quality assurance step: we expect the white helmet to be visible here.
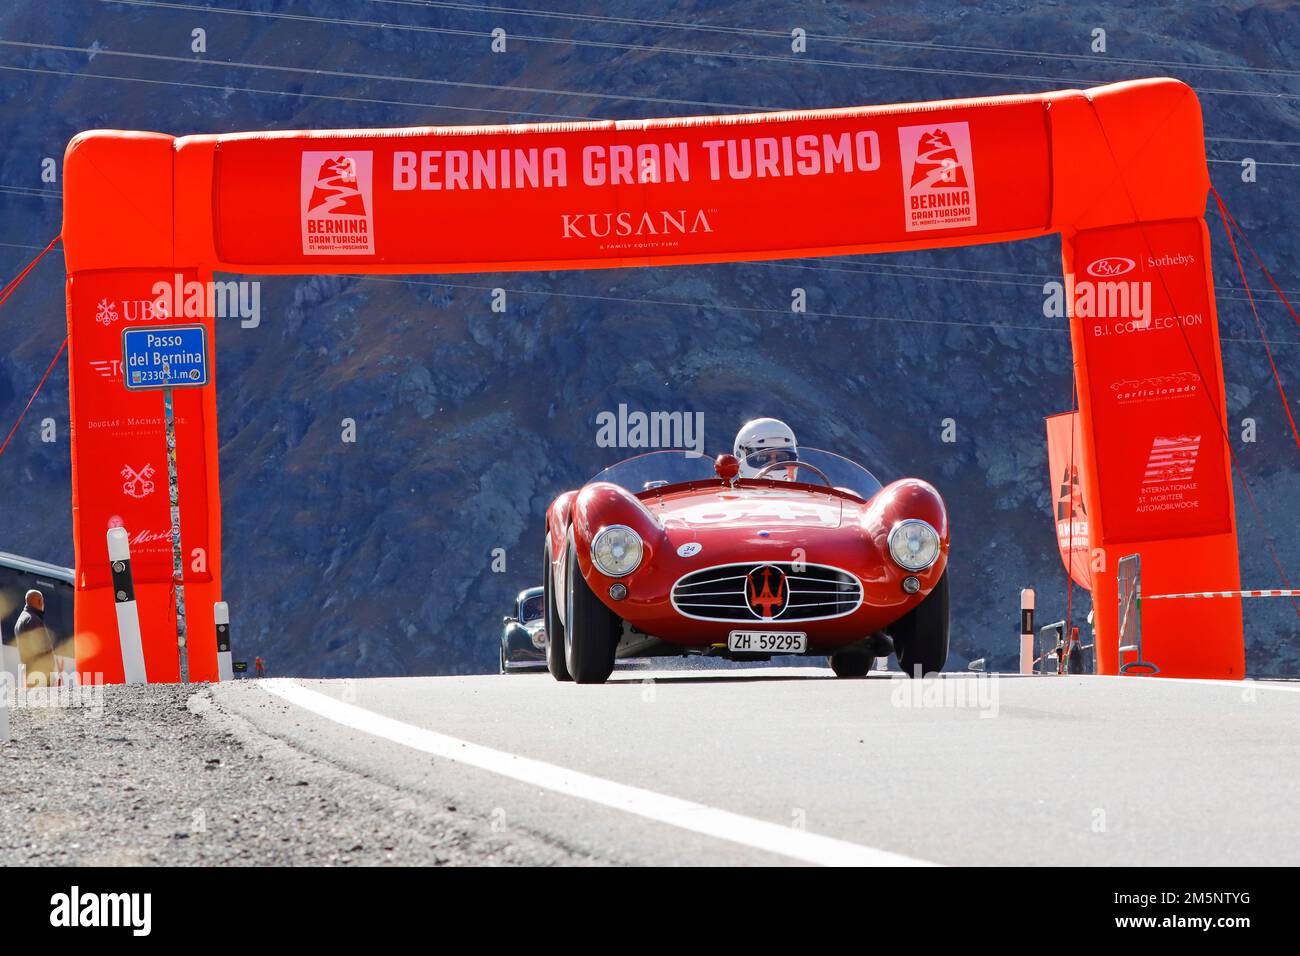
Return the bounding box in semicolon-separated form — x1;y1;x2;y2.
734;418;798;479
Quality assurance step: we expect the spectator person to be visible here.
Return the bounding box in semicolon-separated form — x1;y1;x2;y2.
254;656;265;678
14;589;54;687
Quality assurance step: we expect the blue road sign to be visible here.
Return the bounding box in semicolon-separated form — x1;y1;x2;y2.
121;324;210;391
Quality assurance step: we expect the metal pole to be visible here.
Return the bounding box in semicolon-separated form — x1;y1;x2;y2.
1019;588;1035;674
162;368;188;683
108;527;148;684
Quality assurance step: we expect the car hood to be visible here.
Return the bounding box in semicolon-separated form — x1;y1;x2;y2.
645;485;846;530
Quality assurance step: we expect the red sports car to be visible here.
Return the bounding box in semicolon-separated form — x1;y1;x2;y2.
542;448;949;683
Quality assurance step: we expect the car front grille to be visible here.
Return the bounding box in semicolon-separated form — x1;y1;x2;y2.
671;562;863;623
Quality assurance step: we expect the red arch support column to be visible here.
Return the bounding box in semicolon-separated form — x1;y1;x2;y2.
63;132;223;682
61;78;1244;681
65;266;222;683
1064;220;1242;677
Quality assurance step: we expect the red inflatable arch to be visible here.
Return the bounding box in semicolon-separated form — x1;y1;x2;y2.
60;77;1244;681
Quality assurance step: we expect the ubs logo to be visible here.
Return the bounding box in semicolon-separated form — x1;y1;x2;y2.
93;297;170;326
1086;257;1136;278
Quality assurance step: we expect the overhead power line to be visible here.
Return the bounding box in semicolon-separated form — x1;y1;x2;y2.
365;0;1300;83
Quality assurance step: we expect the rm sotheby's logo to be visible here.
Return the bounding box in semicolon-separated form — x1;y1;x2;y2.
50;886;152;936
1087;256;1136;278
300;151;376;255
897;122;977;232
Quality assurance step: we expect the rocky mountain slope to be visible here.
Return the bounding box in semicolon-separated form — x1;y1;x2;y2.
1;0;1296;676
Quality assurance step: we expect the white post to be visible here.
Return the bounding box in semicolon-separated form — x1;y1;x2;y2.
108;528;148;684
1;635;21;692
0;618;19;740
0;671;9;741
1019;588;1036;675
214;602;232;682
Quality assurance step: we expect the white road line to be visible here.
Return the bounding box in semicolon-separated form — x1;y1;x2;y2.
1085;675;1300;693
258;679;933;868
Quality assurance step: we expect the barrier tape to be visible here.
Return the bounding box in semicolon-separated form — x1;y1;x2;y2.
1145;590;1300;600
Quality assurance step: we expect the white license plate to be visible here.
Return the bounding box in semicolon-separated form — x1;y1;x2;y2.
728;630;808;654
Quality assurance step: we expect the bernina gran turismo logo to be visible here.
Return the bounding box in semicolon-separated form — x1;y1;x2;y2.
301;151;376;255
897;122;978;232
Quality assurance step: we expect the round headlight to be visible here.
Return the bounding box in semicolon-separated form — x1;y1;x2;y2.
888;519;940;572
590;525;643;577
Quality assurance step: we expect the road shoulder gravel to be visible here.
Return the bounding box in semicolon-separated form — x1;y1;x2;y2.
0;683;598;866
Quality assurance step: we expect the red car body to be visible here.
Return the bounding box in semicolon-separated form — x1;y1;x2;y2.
543;450;948;671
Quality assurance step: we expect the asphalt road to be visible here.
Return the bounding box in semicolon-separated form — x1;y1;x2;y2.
214;668;1300;866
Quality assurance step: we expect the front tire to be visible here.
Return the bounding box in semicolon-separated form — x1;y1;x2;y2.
564;530;620;684
889;570;950;678
544;533;571;681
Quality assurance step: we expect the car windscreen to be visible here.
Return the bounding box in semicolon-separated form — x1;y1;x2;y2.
520;594;544;622
741;447;883;500
589;447;883;500
588;450;718;492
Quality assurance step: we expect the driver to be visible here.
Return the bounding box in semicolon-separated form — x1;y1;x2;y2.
734;417;799;480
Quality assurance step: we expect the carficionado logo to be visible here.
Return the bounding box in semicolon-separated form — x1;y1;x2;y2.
300;151;375;255
898;122;978;232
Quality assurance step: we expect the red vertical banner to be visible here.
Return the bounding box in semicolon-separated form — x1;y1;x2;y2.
67;268;222;682
1072;218;1231;542
1065;219;1242;678
1045;411;1092;591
